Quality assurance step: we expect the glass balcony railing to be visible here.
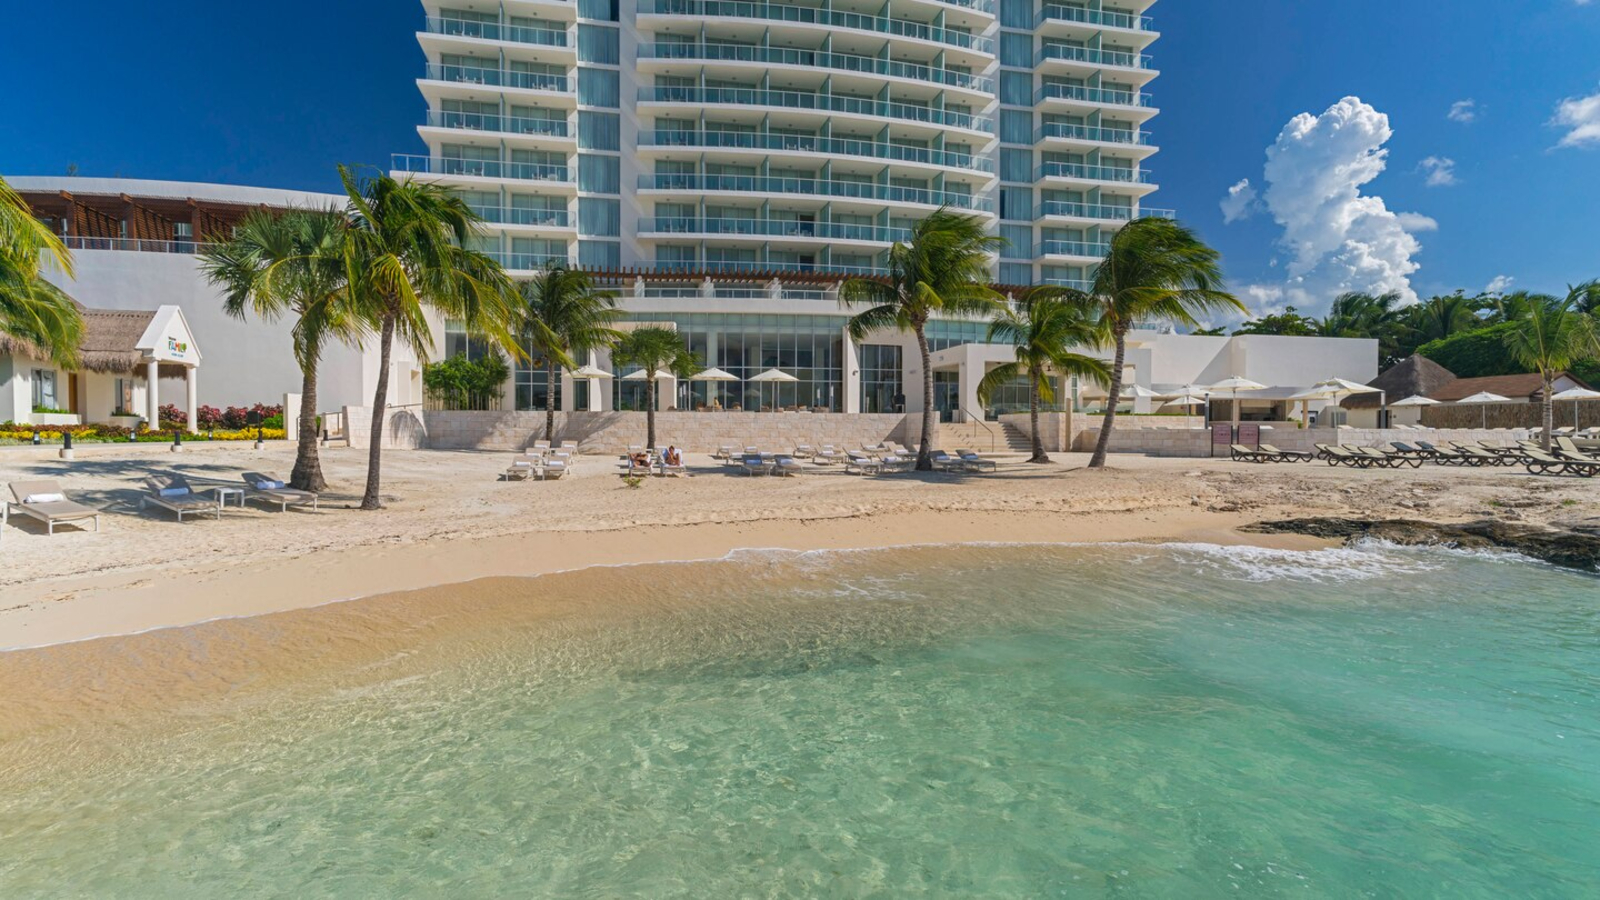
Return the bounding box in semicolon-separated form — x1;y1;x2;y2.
638;86;992;132
391;154;574;183
424;16;570;48
1037;240;1112;258
1038;4;1153;31
465;206;573;228
637;173;993;212
639;130;994;173
1036;162;1152;184
638;44;993;93
426;110;572;138
639;217;912;243
1036;82;1152;108
61;236;206;254
1039;277;1095;291
651;259;890;277
424;63;573;93
1037;122;1152;146
1035;201;1139;221
489;252;574;271
637;0;994;55
1038;44;1153;70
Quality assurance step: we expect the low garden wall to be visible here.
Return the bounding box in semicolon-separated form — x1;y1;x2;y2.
1075;425;1538;458
423;410;912;454
1420;401;1600;431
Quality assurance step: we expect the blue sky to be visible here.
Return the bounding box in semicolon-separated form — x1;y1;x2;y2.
3;0;1597;315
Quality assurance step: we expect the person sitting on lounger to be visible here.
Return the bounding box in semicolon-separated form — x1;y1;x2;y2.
664;446;683;468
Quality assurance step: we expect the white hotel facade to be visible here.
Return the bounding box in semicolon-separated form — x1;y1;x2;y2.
390;0;1172;416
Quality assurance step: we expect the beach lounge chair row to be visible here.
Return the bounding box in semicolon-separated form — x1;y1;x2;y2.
4;471;319;539
1231;444;1313;463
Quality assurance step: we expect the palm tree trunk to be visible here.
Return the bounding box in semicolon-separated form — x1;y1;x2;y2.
1088;330;1127;469
646;377;657;451
545;360;558;442
914;322;934;472
289;355;327;492
1542;373;1555;451
360;311;395;511
1029;372;1048;464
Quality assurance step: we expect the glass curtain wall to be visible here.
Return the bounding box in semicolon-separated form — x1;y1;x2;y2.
618;314;847;412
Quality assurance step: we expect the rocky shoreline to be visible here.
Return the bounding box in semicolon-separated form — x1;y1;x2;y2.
1245;518;1600;573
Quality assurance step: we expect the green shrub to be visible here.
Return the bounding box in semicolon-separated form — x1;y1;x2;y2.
1416;323;1525;378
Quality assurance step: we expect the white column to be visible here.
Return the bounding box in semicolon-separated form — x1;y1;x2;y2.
146;360;161;429
842;325;861;414
185;367;200;433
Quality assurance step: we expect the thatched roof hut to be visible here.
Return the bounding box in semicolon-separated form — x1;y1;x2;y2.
0;306;188;377
1344;356;1456;410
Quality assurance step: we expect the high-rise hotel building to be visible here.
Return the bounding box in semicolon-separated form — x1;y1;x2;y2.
394;0;1162;288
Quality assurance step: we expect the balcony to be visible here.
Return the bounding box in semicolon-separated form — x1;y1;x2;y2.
636;171;985;208
638;86;992;133
1035;201;1150;223
426;110;572;139
1036;82;1152;110
1036;162;1153;185
392;154;574;184
639;130;994;174
488;252;573;271
637;0;994;55
423;63;573;94
466;206;573;228
637;44;994;94
1037;122;1153;146
639;217;912;243
424;16;570;48
1038;44;1154;71
638;174;993;212
1036;240;1112;258
651;259;890;277
1038;4;1153;32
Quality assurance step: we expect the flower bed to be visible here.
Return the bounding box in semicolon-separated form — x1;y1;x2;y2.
0;425;286;445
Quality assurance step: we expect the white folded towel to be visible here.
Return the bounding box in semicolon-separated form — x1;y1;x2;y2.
24;492;64;504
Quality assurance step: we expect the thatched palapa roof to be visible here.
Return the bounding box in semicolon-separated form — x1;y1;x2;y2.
1;305;187;377
1344;355;1457;409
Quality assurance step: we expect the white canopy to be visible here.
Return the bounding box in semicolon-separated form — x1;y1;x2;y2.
621;368;675;381
748;368;799;383
1552;387;1600;401
1312;377;1380;395
570;364;613;379
690;367;739;382
1162;393;1208;409
1390;395;1441;407
1457;391;1511;404
1207;376;1268;393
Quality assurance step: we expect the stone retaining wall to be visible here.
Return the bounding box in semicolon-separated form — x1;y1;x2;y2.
424;410;912;454
1421;401;1600;431
342;405;427;451
1075;425;1538;458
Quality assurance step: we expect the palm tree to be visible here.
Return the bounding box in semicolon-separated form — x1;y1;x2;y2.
0;175;82;366
1319;292;1407;367
200;208;362;492
1568;279;1600;316
520;262;624;442
1499;290;1600;450
1085;218;1240;469
978;286;1111;464
840;207;1003;470
612;326;700;451
1402;291;1484;355
338;166;521;510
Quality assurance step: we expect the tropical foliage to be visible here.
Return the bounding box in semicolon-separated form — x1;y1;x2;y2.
1085;218;1241;469
200;207;359;491
0;175;82;366
978;286;1110;463
423;352;510;411
612;326;700;451
1497;291;1600;448
520;262;624;441
841;207;1003;470
338;166;521;510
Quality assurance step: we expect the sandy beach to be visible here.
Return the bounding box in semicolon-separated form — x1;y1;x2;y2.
2;441;1594;651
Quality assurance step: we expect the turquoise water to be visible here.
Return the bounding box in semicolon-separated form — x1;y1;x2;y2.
2;543;1599;897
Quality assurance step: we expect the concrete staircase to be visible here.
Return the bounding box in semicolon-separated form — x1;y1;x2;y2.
933;420;1032;455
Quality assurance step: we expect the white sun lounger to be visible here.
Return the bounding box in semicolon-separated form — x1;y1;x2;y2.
141;474;224;521
5;480;102;538
241;472;319;511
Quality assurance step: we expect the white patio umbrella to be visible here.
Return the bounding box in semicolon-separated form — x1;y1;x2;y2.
1207;376;1269;427
1388;394;1440;429
1551;386;1600;429
570;364;613;380
1456;391;1511;429
690;367;740;409
1162;392;1209;412
1311;376;1385;426
748;368;799;410
621;368;674;380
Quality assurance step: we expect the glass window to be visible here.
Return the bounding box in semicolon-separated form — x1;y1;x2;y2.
114;377;134;416
578;240;620;268
578;112;620;150
859;344;903;414
1000;110;1033;145
1000;0;1033;29
1000;148;1032;183
577;0;618;21
1000;187;1033;222
579;198;620;236
577;69;619;107
31;369;58;411
1000;33;1034;69
577;25;619;64
999;262;1033;285
1000;71;1032;106
578;155;621;193
1000;224;1033;260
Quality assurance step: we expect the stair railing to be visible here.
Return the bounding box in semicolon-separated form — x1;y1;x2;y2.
957;406;997;453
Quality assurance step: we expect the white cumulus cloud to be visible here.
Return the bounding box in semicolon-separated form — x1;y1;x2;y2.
1447;99;1478;123
1219;178;1260;223
1553;88;1600;148
1244;96;1430;312
1486;275;1514;294
1418;156;1458;187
